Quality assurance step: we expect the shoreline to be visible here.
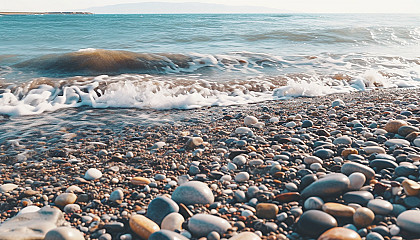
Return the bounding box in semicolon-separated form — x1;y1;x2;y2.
0;88;420;239
0;12;93;15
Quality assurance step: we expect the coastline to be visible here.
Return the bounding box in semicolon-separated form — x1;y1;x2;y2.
0;12;93;15
0;87;419;239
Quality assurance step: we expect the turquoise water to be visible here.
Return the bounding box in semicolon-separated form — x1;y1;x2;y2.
0;14;419;116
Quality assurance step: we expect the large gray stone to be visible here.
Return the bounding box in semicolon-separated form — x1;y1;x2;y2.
172;181;214;205
397;210;420;234
188;214;231;237
146;196;179;225
0;206;65;240
297;210;337;237
301;173;350;198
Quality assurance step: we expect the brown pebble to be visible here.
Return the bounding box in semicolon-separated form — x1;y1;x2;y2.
318;227;361;240
353;207;375;228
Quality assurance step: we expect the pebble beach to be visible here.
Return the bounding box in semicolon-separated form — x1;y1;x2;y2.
1;88;420;240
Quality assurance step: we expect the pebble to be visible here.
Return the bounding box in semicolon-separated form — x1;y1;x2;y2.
17;206;40;215
341;162;375;179
0;183;18;192
396;210;420;234
322;202;355;217
353;207;375;228
385;139;410;147
131;177;151;186
161;212;184;231
363;146;386;154
401;179;420;196
229;232;261;240
301;173;350;198
54;193;77;207
318;227;361;240
304;196;324;210
129;214;160;239
232;155;247;166
366;232;384;240
343;191;374;205
304;156;323;164
256;203;279;219
172;181;214;205
185;137;204;150
384;120;407;133
333;136;352;145
367;199;393;215
235;172;250;182
348;172;366;190
109;189;124;202
314;149;335;159
146;196;179;225
188;214;232;237
149;230;189;240
63;204;80;213
44;227;84;240
297;210;337;237
244;116;258;126
84;168;102;180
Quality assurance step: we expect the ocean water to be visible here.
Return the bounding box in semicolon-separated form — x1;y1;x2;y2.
0;14;419;117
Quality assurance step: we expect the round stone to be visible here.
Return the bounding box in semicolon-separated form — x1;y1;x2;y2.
318;227;361;240
131;177;151;186
342;148;358;157
256;203;279;219
185;137;204;149
363;146;386;154
172;181;214;205
343;191;374;206
367;199;393;215
366;232;384;240
304;156;323;165
129;214;160;239
44;227;84;240
384;120;407;133
63;204;80;214
414;138;420;147
396;210;420;234
304;196;324;210
302;120;313;128
17;206;40;215
322;202;355;217
314;149;335;159
244;116;258;126
235;172;250;182
235;127;252;135
301;173;350;198
297;210;337;237
54;193;77;207
65;185;83;193
146;196;179;225
341;162;375;179
188;214;232;237
348;172;366;190
232;155;247;166
369;159;398;170
152;141;166;149
398;125;419;137
229;232;261;240
332;99;345;107
333;136;352;145
161;212;184;231
385;139;410;147
353;207;375;228
109;189;124;202
402;179;420;196
149;230;189;240
84;168;102;180
0;183;18;193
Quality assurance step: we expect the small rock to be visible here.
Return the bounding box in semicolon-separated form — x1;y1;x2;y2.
129;214;160;239
297;210;337;237
0;183;18;193
353;207;375;228
402;179;420;196
322;202;355;217
146;196;179;225
55;193;77;207
367;199;393;215
188;214;232;237
256;203;279;219
161;212;184;231
84;168;102;180
301;173;350;198
348;172;366;190
385;120;408;133
109;189;124;202
235;172;250;182
172;181;214;205
244;116;258;126
341;162;375;179
318;227;361;240
397;210;420;234
149;230;189;240
44;227;84;240
131;177;151;186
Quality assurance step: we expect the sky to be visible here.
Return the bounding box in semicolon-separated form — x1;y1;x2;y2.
1;0;420;13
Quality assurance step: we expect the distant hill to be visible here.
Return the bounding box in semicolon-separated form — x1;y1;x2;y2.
85;2;289;14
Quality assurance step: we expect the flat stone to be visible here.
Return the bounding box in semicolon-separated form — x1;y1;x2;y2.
398;126;419;137
84;168;102;180
353;207;375;228
188;214;232;237
44;227;84;240
395;165;418;176
333;136;352;145
396;210;420;234
229;232;261;240
131;177;151;186
341;162;375;179
256;203;279;219
385;120;408;133
172;181;214;205
149;230;189;240
55;193;77;207
161;212;184;231
367;199;393;215
297;210;337;237
0;183;18;192
314;149;335;159
274;192;301;203
322;202;355;217
348;172;366;190
402;179;420;196
304;156;323;164
146;196;179;225
129;214;160;239
301;173;350;198
318;227;361;240
363;146;386;154
385;139;410;147
369;159;398;170
0;206;64;240
343;191;374;206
